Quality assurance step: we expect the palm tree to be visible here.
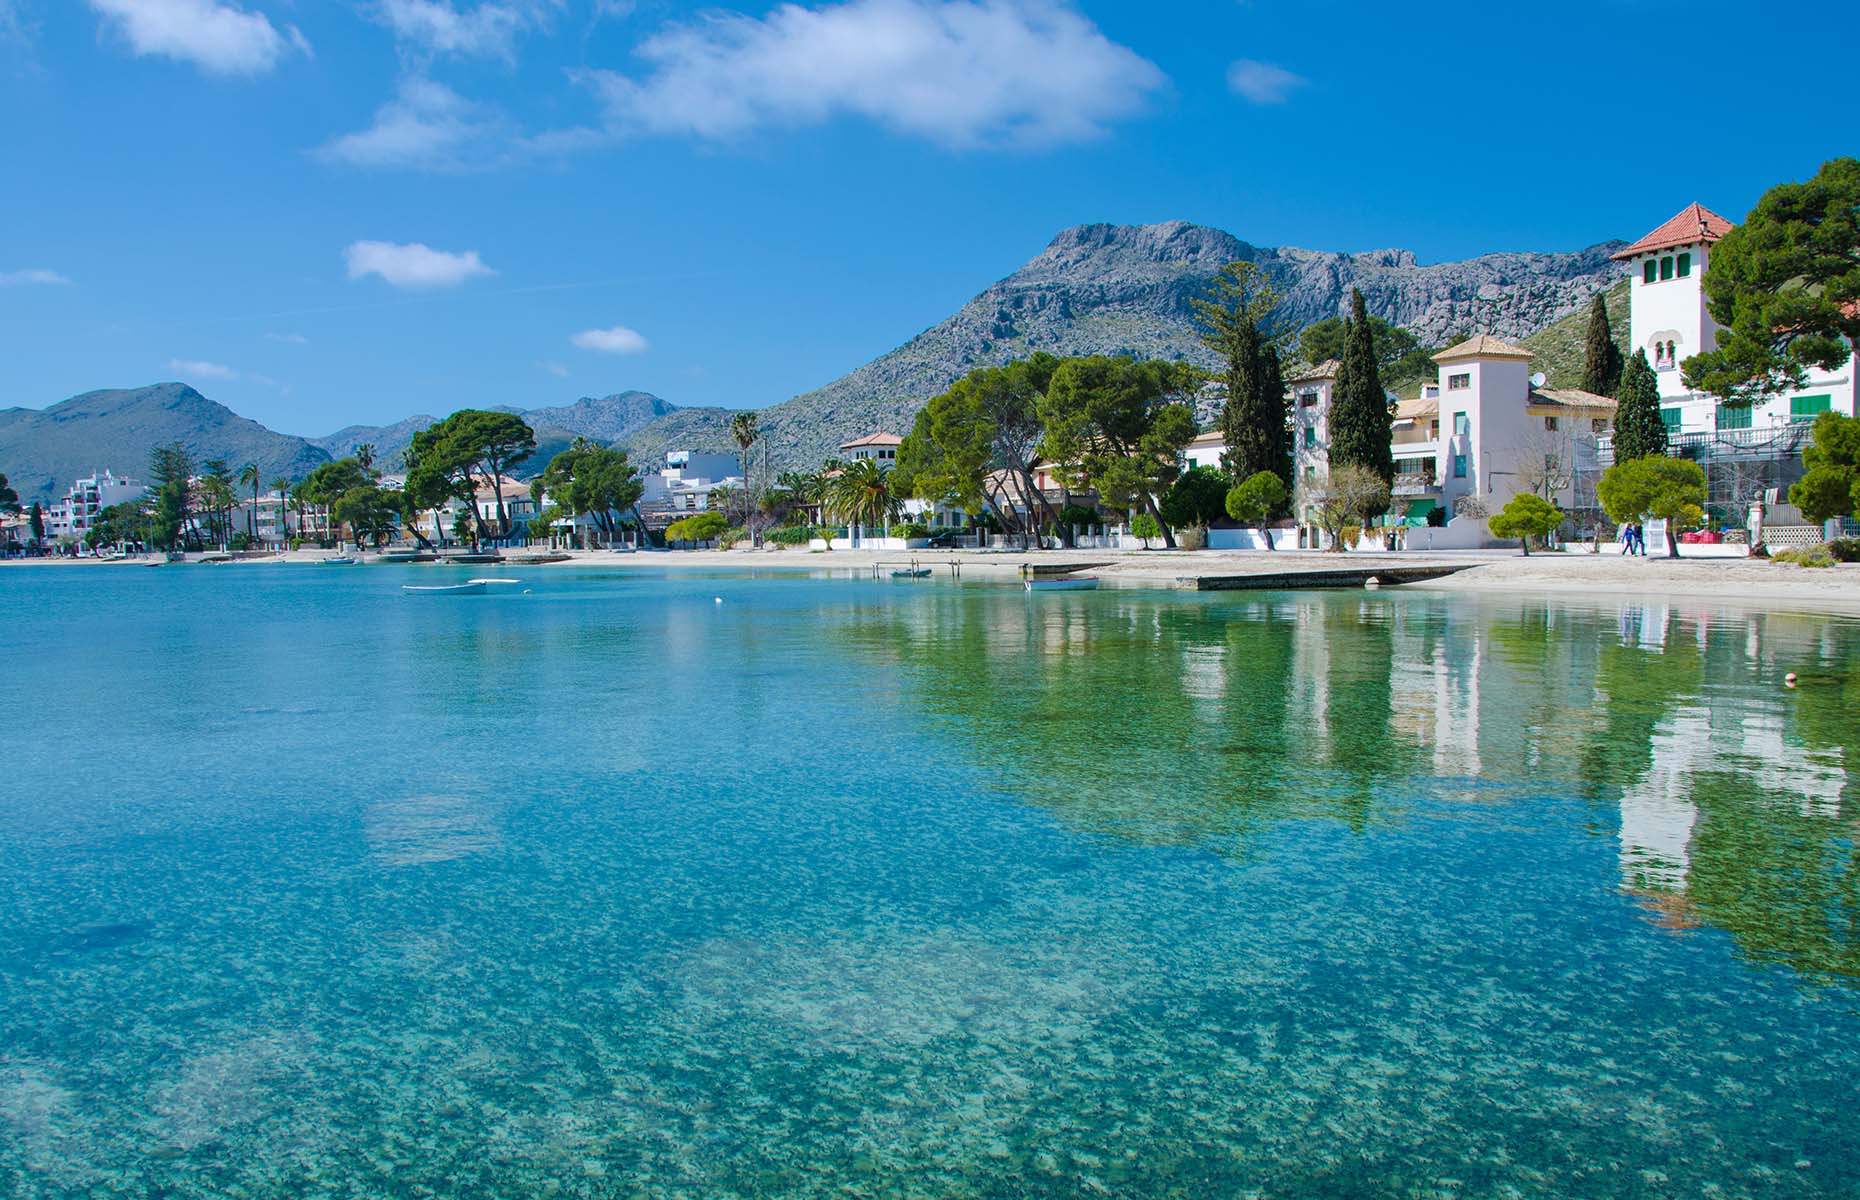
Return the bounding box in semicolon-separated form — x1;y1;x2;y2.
237;463;260;544
729;412;759;544
269;477;291;541
824;458;900;545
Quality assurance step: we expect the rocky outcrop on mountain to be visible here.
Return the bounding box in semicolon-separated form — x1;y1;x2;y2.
620;220;1627;469
0;383;330;503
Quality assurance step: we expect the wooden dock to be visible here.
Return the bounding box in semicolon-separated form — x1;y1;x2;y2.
1179;564;1476;591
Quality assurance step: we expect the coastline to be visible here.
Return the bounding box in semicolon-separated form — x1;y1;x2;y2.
11;545;1856;614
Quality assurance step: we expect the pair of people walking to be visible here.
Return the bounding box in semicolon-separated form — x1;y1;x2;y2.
1618;522;1647;556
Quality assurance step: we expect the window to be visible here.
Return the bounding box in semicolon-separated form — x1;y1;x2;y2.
1543;416;1559;431
1428;419;1440;438
1676;252;1691;278
1661;407;1682;431
1660;256;1674;280
1298;390;1319;408
1716;403;1751;431
1644;260;1658;284
1791;394;1832;421
1448;373;1471;391
1452;412;1470;436
1303;426;1316;448
1452;453;1467;479
1592;418;1608;434
1651;338;1679;371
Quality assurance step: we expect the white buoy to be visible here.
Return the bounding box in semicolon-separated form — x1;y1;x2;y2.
715;596;723;604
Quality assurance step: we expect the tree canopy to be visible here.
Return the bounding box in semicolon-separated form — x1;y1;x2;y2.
405;409;537;542
1487;493;1565;556
1683;158;1860;404
1611;350;1668;462
531;439;644;544
1787;411;1860;522
0;472;17;515
1598;455;1706;556
1038;355;1198;547
666;510;729;544
1327;289;1395;483
1158;465;1229;531
1298;464;1390;551
900;354;1058;541
1225;470;1287;550
824;458;903;530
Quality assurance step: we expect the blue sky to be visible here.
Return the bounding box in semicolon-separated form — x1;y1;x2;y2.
0;0;1851;436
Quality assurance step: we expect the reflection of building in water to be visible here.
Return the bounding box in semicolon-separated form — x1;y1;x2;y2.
1617;696;1846;897
1288;600;1332;758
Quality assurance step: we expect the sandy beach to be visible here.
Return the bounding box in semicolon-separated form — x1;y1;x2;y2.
11;544;1858;613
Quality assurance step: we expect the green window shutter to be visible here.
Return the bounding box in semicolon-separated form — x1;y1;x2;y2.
1661;407;1682;430
1644;260;1657;284
1452;454;1467;479
1303;426;1315;447
1677;252;1691;277
1660;256;1674;280
1790;394;1831;420
1716;404;1751;430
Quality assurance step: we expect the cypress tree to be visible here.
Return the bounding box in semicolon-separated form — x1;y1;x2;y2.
1327;288;1394;483
1217;319;1265;477
1611;349;1668;461
1254;341;1292;496
1582;293;1624;396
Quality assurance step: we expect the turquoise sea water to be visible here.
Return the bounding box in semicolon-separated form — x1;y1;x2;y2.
1;565;1857;1198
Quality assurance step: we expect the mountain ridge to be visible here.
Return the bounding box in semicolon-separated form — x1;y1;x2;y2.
2;220;1630;502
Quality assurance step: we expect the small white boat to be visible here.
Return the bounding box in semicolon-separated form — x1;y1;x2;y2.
402;582;486;595
468;578;522;586
1025;576;1099;592
322;556;357;565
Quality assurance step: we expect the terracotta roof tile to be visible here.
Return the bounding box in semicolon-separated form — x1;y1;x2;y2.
1611;203;1736;260
839;431;902;449
1287;358;1341;383
1433;334;1535;363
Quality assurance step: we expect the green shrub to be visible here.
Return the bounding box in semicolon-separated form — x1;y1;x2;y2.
768;525;814;546
718;526;750;548
1056;503;1097;530
1825;538;1860;563
1773;545;1837;568
890;522;930;540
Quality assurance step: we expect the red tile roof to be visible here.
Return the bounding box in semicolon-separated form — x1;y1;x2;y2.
839;431;902;449
1611;203;1736;261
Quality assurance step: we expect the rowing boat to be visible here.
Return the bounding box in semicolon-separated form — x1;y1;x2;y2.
402;582;486;595
890;568;933;578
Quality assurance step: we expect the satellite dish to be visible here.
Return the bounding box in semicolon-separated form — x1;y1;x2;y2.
1529;372;1547;389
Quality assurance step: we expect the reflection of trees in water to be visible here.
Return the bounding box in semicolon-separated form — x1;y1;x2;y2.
846;589;1860;989
840;592;1418;854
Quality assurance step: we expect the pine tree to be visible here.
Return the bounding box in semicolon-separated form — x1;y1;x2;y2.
1327;288;1394;483
1611;349;1668;462
1582;293;1623;396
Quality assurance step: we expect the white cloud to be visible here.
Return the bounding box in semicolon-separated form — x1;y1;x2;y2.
577;0;1165;148
264;331;308;344
87;0;309;75
318;77;510;170
1225;58;1304;104
570;325;648;354
376;0;558;59
169;357;240;380
344;240;495;288
0;268;72;286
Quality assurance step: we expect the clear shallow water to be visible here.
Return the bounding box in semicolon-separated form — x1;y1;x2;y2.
1;565;1857;1198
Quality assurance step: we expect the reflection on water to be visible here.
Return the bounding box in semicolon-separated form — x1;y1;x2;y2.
852;590;1859;985
1;568;1857;1197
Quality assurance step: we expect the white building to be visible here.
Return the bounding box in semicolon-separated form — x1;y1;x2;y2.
45;470;147;540
1616;202;1856;435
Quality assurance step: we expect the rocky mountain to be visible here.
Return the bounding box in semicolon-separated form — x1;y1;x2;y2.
0;383;331;503
622;220;1628;469
308;391;678;473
